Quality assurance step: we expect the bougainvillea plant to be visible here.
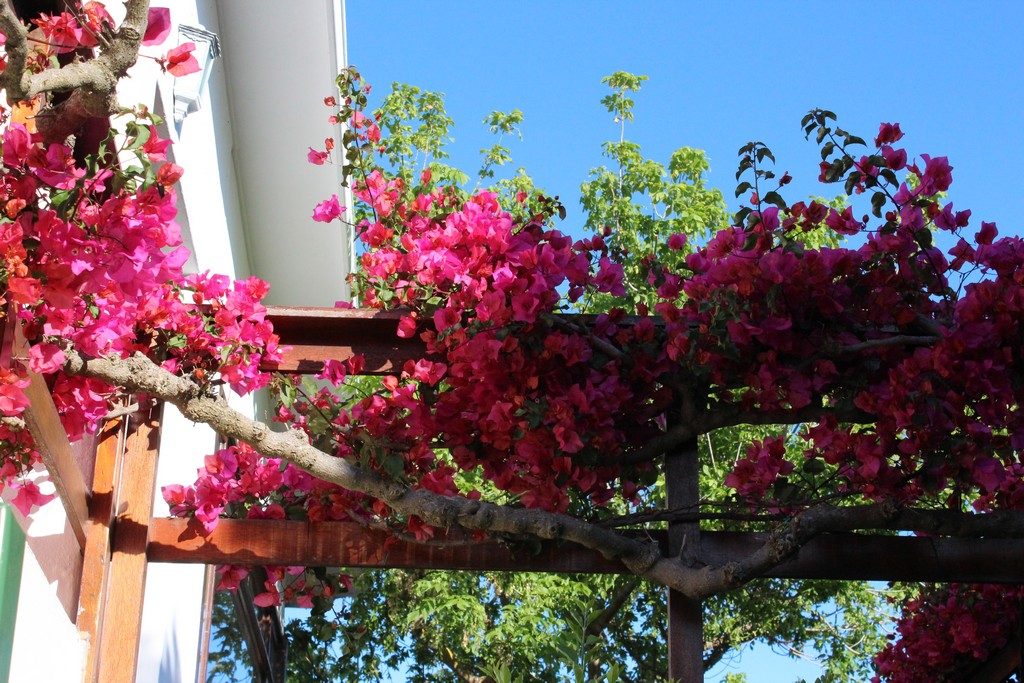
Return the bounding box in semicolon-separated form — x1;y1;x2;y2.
1;3;1023;680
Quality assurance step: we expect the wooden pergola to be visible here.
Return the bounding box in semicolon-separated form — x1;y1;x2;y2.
7;307;1024;682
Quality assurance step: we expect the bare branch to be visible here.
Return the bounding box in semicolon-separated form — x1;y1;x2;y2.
603;504;1024;539
703;399;873;433
585;575;642;639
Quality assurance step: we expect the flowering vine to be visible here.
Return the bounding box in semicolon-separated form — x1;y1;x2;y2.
1;5;1022;677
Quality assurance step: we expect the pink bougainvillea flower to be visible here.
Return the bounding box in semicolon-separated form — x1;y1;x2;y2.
0;369;29;417
27;343;67;374
396;314;417;338
156;162;184;188
874;122;904;147
312;194;343;222
79;2;113;47
307;147;329;165
9;480;54;516
6;276;41;304
317;359;347;385
160;42;200;77
142;126;172;161
142;7;172;46
34;12;83;53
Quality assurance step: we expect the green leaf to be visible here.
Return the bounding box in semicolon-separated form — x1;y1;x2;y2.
127;123;152;151
915;228;933;248
762;191;787;209
871;191;887;218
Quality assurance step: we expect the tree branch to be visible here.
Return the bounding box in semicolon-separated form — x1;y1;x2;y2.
585;575;642;639
604;503;1024;539
0;0;151;141
63;350;1024;603
0;0;30;100
702;642;729;672
63;349;737;597
616;421;697;465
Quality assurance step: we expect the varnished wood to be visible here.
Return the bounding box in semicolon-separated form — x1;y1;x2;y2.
78;420;123;683
265;306;422;374
9;315;90;546
95;414;160;683
147;518;1024;583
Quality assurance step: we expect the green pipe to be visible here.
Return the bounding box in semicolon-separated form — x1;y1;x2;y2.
0;504;25;683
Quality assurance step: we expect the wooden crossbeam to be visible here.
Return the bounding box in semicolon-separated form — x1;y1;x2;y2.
147;518;1024;584
266;307;417;374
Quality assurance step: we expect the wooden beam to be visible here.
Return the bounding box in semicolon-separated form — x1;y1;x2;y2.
265;307;421;374
195;565;217;683
263;307;653;375
147;518;1024;583
95;413;160;683
77;419;123;683
8;316;90;546
148;518;626;573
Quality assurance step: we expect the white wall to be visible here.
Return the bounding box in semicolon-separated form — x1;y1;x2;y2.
5;1;351;680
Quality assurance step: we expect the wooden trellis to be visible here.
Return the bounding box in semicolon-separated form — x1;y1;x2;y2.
7;306;1024;682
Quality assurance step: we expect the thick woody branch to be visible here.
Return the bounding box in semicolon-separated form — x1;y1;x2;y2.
63;350;734;597
64;351;1019;600
585;575;642;639
616;401;871;467
0;0;151;140
616;422;697;465
840;334;939;354
0;0;30;100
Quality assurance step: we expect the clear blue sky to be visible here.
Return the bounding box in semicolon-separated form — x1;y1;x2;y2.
348;2;1024;680
349;0;1024;241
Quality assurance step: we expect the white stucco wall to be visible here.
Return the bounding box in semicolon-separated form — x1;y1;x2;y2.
4;2;350;681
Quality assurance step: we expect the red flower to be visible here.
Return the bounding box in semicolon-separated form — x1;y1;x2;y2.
160;42;200;77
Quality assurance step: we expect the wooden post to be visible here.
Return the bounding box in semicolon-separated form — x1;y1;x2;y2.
78;419;124;683
94;411;161;683
666;436;703;682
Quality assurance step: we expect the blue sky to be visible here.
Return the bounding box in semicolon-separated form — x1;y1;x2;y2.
349;0;1024;242
348;1;1024;680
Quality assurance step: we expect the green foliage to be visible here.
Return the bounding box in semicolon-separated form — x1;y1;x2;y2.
479;109;525;182
207;591;255;683
600;71;648;125
372;81;467;187
581;73;729;311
